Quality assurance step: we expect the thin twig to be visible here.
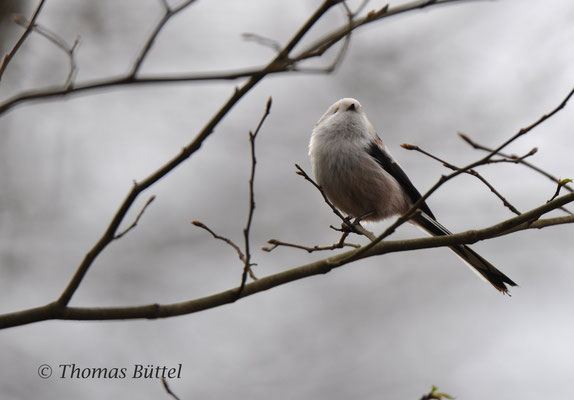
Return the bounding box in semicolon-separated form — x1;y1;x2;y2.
0;0;47;81
0;0;474;116
114;195;156;240
55;0;341;307
241;33;282;53
294;0;355;73
488;88;574;158
191;98;272;288
459;132;574;194
161;378;181;400
341;86;574;265
237;97;273;294
459;133;573;216
191;221;245;261
401;143;521;215
129;0;199;78
295;164;376;240
2;191;574;329
13;15;81;89
291;0;468;64
262;234;360;253
547;179;572;204
351;0;371;18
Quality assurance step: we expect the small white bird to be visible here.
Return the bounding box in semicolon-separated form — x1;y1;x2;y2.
309;98;517;294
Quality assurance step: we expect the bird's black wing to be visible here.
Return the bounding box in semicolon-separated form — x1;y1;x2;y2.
366;140;436;219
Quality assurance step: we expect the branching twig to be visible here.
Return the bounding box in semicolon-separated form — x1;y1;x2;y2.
114;195;156;240
401;143;521;215
2;0;571;332
262;234;360;253
192;98;272;290
264;162;376;253
54;0;341;308
129;0;199;78
2;191;574;329
12;14;81;88
547;179;572;204
339;86;574;265
295;164;376;240
0;0;474;116
0;0;47;81
294;0;355;74
459;132;574;205
291;0;468;64
191;221;245;261
459;133;573;216
238;96;273;294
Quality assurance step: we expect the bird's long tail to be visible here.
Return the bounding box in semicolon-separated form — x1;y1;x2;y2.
412;212;517;294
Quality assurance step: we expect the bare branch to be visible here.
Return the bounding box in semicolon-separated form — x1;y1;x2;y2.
295;164;376;240
487;87;574;158
292;0;355;73
114;195;156;240
0;0;47;81
0;0;473;116
401;143;521;215
292;0;470;64
2;0;571;332
459;132;574;194
547;179;572;204
130;0;199;78
458;132;573;216
238;96;273;294
2;190;574;329
262;234;360;253
12;15;81;89
53;0;341;307
295;164;347;223
191;221;245;262
241;33;282;53
340;86;574;265
193;98;272;290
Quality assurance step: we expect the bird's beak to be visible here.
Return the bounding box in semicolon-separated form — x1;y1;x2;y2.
346;103;357;112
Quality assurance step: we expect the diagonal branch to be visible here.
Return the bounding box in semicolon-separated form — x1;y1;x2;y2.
295;164;376;240
459;132;574;194
129;0;199;78
2;191;574;329
113;195;156;240
0;0;47;81
401;143;521;215
340;86;574;265
55;0;342;307
191;221;245;261
12;14;81;88
0;0;474;116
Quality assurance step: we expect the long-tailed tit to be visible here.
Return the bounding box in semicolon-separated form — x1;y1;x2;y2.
309;98;517;294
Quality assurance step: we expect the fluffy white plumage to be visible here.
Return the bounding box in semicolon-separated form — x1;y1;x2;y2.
310;98;411;221
309;98;517;294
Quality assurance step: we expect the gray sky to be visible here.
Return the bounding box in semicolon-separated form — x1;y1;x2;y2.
1;0;574;399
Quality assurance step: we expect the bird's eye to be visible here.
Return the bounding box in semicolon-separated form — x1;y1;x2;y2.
332;106;339;114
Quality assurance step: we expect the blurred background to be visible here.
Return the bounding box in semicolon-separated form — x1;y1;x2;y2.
1;0;574;398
